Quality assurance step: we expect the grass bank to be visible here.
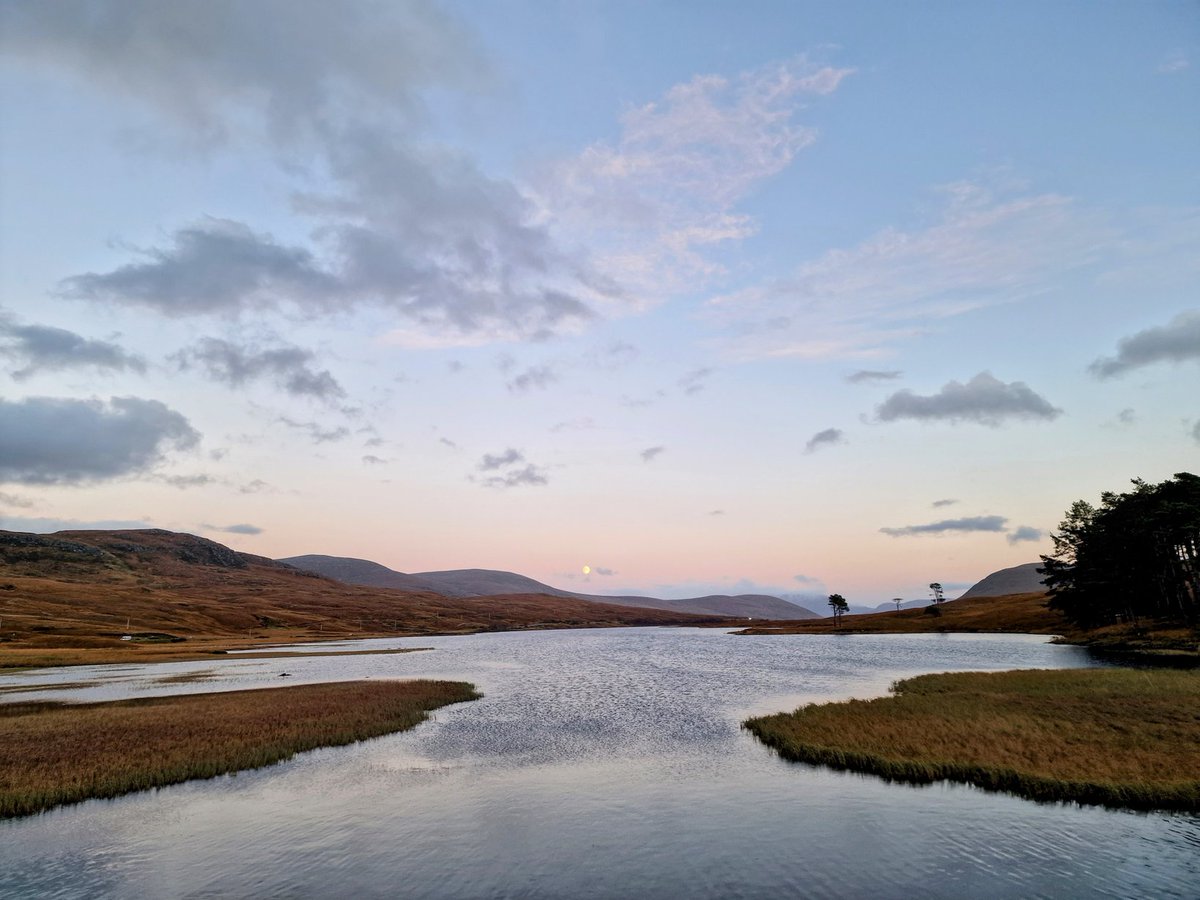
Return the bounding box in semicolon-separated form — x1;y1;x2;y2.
744;668;1200;812
1;679;478;819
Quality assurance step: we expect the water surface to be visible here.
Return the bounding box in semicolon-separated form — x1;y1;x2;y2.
2;628;1196;898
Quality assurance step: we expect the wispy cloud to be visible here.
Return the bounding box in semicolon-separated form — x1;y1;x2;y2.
173;336;345;402
475;449;548;488
678;367;715;395
0;319;145;380
804;427;845;454
203;523;263;536
881;515;1008;537
276;417;349;444
507;364;558;393
931;498;958;508
846;369;901;384
876;372;1061;426
708;180;1111;359
640;446;665;462
1088;310;1200;378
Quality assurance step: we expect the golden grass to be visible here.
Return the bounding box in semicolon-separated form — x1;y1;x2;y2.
745;668;1200;811
737;592;1067;636
0;679;479;819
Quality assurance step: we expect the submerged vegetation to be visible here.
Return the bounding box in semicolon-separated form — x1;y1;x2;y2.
745;668;1200;811
0;679;479;819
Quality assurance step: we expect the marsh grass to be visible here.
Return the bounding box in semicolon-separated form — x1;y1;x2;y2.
745;668;1200;811
1;679;479;819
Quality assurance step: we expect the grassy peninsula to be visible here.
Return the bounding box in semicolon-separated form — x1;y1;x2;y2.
745;667;1200;811
0;679;478;819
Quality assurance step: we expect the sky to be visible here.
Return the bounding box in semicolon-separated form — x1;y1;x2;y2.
0;1;1197;606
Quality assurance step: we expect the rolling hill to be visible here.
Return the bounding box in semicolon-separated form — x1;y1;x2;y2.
957;562;1046;599
0;529;727;668
280;554;820;620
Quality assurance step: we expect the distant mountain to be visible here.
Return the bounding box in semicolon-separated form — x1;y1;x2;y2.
279;555;820;620
958;562;1046;599
847;599;927;616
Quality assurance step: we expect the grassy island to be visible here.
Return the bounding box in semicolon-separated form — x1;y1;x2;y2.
745;668;1200;812
0;679;479;819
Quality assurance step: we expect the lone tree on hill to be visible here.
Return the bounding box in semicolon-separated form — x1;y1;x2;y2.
827;593;849;624
1039;472;1199;628
893;597;904;612
929;583;945;604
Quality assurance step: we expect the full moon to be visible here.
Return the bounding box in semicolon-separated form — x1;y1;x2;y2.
582;565;591;574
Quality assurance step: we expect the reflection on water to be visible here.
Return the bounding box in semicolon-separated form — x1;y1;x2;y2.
2;628;1197;899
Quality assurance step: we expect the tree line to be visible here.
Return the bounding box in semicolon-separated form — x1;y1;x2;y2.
1040;472;1199;628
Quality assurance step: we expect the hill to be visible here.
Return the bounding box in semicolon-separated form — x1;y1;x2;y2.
736;592;1066;636
957;562;1046;599
0;529;726;668
280;555;820;620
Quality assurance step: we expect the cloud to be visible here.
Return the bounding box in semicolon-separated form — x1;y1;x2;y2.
479;448;523;471
678;367;714;395
804;427;845;454
1116;408;1136;425
0;491;33;509
276;417;349;444
881;515;1008;537
474;448;547;487
707;180;1112;359
1158;52;1190;74
846;369;901;384
160;473;217;489
480;464;547;489
361;455;387;465
1007;525;1043;545
1088;311;1200;378
0;395;198;484
203;523;263;536
19;3;605;346
0;319;146;380
1192;421;1200;445
592;566;615;576
550;417;595;433
793;573;822;585
641;446;665;462
439;437;459;449
876;372;1061;426
931;498;958;508
507;365;558;393
708;509;725;516
173;336;345;401
540;56;853;302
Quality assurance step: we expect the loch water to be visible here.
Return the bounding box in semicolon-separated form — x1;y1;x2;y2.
2;628;1197;899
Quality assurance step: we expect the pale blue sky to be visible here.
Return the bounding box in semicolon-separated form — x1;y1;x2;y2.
1;1;1196;605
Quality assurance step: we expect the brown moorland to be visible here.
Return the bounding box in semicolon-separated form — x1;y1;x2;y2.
1;679;479;819
744;667;1200;811
736;592;1067;636
0;529;726;668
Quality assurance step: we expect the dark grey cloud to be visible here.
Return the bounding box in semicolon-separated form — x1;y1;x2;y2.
0;396;198;484
931;498;959;508
0;515;154;532
173;336;344;402
0;320;145;380
876;372;1061;426
204;523;263;536
641;446;665;462
0;491;33;508
439;437;459;449
277;417;349;444
479;448;523;471
880;515;1009;537
1089;311;1200;378
1007;525;1043;545
846;369;901;384
804;427;845;454
61;220;339;317
507;365;557;393
18;2;605;343
1116;408;1136;425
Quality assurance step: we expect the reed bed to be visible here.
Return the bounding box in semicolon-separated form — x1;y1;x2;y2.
1;679;478;819
745;668;1200;811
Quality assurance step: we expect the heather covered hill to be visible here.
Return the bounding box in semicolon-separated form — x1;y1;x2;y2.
0;529;724;667
958;562;1046;599
281;554;819;619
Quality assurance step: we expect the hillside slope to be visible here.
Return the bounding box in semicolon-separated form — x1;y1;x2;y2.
0;529;724;667
281;555;819;619
958;562;1046;599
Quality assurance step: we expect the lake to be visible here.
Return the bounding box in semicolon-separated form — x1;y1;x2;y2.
2;628;1197;898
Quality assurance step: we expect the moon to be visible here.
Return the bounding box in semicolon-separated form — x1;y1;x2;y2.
582;565;591;575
